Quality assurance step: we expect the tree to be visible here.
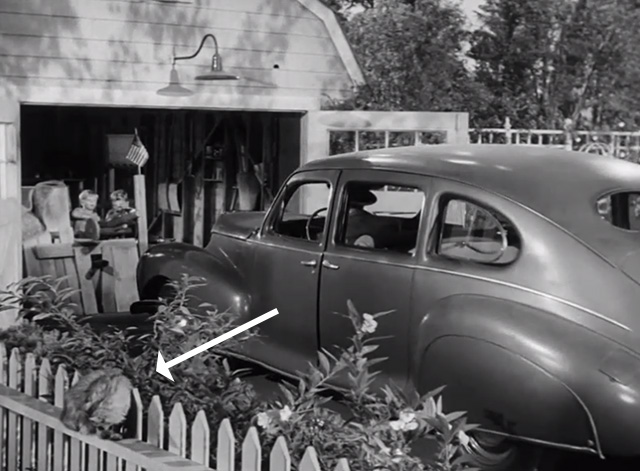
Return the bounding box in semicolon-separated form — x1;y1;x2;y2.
469;0;640;129
321;0;373;11
325;0;490;118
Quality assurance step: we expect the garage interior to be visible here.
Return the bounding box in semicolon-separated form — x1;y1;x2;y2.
20;105;303;247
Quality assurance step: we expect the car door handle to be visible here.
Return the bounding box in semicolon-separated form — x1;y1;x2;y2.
300;260;317;267
322;260;340;270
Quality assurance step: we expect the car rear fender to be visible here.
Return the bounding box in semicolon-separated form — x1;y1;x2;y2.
136;242;250;318
411;294;603;456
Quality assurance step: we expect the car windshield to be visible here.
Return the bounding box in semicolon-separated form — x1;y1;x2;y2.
596;191;640;231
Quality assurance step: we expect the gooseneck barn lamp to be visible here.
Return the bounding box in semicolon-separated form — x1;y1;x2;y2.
157;33;240;96
157;66;194;97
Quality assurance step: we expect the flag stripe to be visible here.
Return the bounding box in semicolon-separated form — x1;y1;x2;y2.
125;133;149;167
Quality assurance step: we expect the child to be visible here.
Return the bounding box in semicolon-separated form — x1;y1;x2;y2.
103;189;138;232
71;190;101;240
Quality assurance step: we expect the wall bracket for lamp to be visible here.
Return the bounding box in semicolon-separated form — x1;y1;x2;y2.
173;33;239;81
157;33;239;96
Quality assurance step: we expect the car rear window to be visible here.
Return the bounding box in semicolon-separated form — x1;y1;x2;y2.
596;192;640;231
436;197;521;265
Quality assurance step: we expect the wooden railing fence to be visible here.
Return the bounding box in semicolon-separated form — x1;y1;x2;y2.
0;342;350;471
470;117;640;160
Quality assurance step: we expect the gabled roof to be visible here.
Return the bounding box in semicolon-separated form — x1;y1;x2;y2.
296;0;365;86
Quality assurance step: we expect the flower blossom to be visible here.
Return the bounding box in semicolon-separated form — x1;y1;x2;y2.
257;412;272;429
279;405;293;422
361;314;378;334
389;410;418;432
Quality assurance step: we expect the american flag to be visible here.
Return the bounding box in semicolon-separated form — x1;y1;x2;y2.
125;129;149;168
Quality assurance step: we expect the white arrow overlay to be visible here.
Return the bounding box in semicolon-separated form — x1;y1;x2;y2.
156;308;279;381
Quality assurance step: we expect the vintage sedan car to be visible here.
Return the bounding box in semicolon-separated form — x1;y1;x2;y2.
136;144;640;470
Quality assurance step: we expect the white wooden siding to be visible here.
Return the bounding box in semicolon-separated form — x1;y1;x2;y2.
0;0;355;109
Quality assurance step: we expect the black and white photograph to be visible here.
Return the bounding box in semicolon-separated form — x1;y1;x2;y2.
1;0;640;470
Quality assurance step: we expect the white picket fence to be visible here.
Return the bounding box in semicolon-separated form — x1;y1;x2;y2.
0;342;350;471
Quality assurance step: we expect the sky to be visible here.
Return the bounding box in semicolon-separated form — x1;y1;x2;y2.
459;0;486;29
344;0;487;30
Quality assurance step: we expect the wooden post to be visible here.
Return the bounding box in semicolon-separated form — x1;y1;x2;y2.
182;175;196;244
108;168;116;194
0;198;20;328
133;174;149;254
173;114;185;242
0;108;21;319
564;118;574;151
192;174;205;247
504;117;512;144
192;118;207;248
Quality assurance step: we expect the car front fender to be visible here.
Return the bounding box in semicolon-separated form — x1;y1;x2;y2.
411;294;611;456
136;241;251;318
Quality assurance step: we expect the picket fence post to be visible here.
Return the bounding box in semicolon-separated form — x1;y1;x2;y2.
0;343;5;471
130;388;143;440
38;358;52;399
53;364;68;471
270;436;291;471
0;346;362;471
168;402;187;457
128;387;144;471
7;348;21;470
22;352;37;470
147;394;164;448
217;417;235;471
242;426;262;471
334;458;350;471
191;410;210;466
0;343;6;385
299;446;322;471
37;357;52;469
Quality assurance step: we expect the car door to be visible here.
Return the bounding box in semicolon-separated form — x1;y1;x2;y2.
410;179;529;433
246;169;339;375
318;169;430;390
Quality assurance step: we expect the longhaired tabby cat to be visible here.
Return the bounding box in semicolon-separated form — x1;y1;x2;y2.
60;368;133;440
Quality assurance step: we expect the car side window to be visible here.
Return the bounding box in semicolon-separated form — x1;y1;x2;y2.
335;181;425;256
436;198;521;265
597;191;640;231
271;180;331;242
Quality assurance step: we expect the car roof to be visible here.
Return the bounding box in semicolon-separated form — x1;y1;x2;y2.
300;144;640;263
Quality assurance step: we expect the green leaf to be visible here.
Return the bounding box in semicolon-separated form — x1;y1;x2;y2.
444;410;467;423
318;351;333;375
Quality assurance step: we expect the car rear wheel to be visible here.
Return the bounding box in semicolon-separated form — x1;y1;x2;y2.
465;432;559;471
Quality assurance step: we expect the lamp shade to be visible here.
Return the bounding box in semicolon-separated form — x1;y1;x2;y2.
157;68;193;96
195;53;239;81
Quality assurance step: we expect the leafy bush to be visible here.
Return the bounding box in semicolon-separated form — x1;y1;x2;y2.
253;301;477;471
0;275;477;470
